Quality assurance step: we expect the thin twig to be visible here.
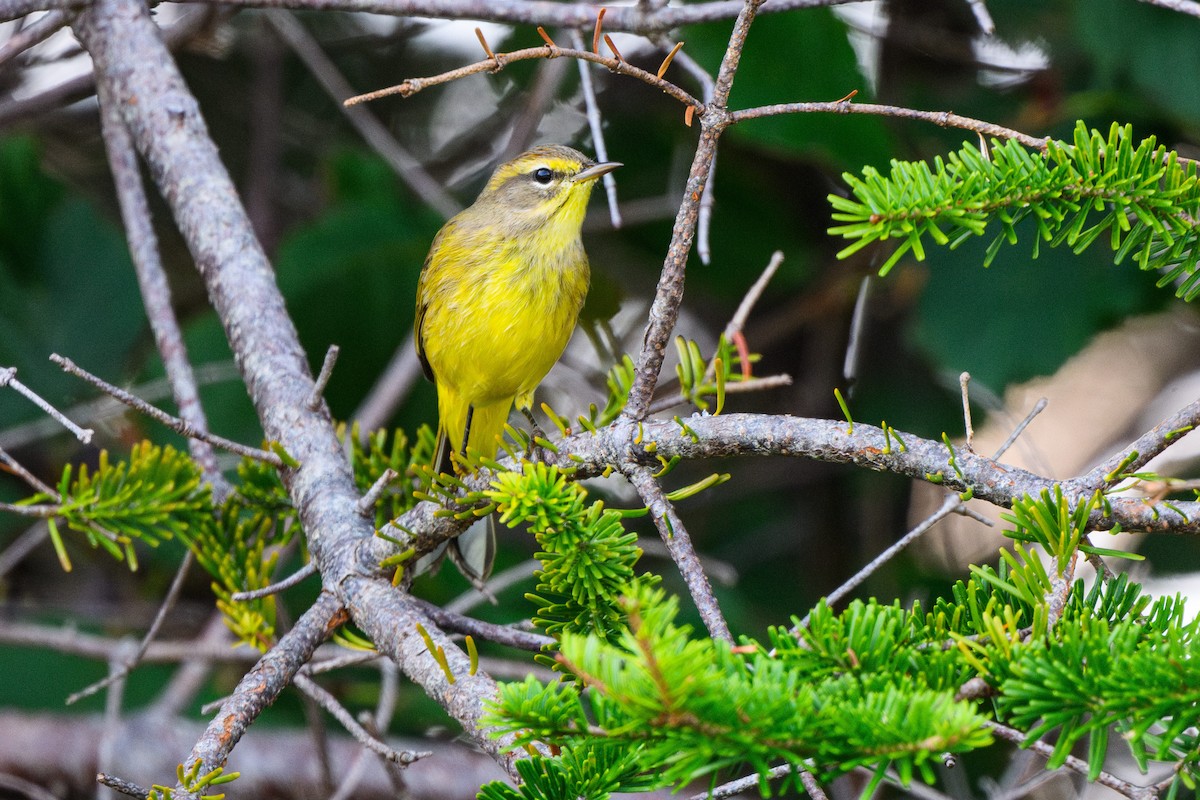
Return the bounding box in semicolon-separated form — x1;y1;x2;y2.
0;362;240;452
97;80;228;493
0;366;94;444
688;763;805;800
569;29;621;228
412;597;555;651
725;250;783;345
96;773;149;799
0;443;59;497
356;468;399;516
729;100;1050;150
307;344;340;410
960;372;975;452
50;354;283;466
230;561;318;601
647;374;793;415
444;558;539;615
992;398;1047;461
345;44;700;110
67;550;197;706
798;492;964;628
624;465;732;641
294;673;430;765
986;722;1158;799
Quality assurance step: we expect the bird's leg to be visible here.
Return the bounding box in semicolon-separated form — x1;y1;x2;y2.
457;405;475;473
520;406;550;463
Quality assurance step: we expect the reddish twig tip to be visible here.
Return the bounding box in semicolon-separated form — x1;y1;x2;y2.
592;7;607;55
604;34;623;63
657;41;685;79
474;27;497;66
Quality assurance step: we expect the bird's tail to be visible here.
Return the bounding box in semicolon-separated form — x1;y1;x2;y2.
425;392;511;589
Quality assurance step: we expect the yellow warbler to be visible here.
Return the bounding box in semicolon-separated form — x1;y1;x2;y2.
415;144;620;583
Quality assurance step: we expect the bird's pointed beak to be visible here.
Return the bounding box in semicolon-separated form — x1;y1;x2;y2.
573;161;622;182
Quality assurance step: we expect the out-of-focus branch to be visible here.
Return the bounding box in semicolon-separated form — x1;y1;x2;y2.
0;9;67;66
0;710;507;800
96;78;228;492
264;9;460;218
160;0;865;35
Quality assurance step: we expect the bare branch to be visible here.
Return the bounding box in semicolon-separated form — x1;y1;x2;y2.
294;673;430;765
0;443;59;497
230;561;318;601
357;468;399;517
799;493;963;627
345;44;700;110
179;592;348;783
308;344;341;411
66;550;197;706
623;0;767;419
97;80;229;493
569;29;621;228
413;597;555;651
0;366;94;444
624;466;731;641
50;354;282;467
730;100;1050;150
986;722;1159;800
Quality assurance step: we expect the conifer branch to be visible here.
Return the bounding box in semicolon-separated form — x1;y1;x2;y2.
828;122;1200;288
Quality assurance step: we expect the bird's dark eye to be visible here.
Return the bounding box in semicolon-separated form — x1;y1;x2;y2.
533;167;553;184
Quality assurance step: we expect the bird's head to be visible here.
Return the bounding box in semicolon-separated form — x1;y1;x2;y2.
476;145;620;233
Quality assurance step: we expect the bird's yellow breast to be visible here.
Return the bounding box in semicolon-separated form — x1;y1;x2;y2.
417;218;589;406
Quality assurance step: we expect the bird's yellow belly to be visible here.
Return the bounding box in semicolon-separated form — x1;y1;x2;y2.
423;256;587;407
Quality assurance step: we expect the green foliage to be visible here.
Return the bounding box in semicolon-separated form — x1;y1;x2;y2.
480;496;1200;798
484;463;651;651
484;584;991;798
477;742;656;800
30;442;210;571
1002;487;1139;571
583;354;636;430
346;422;436;527
830;122;1200;295
995;580;1200;784
148;761;239;800
672;335;755;415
